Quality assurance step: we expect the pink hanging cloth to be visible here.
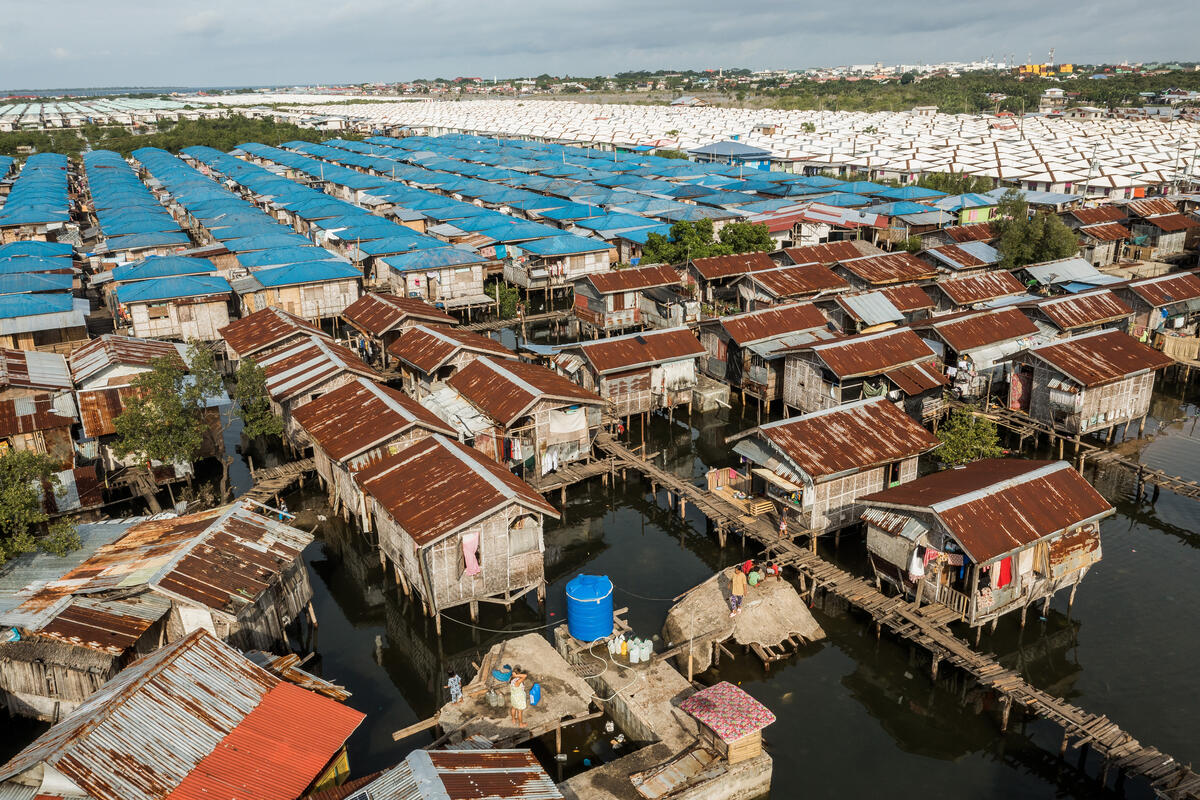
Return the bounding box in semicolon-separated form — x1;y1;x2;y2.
462;532;481;576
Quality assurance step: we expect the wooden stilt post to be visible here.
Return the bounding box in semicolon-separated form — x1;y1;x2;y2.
1067;583;1078;616
1000;697;1012;732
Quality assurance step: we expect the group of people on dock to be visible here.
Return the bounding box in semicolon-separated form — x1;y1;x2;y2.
728;559;781;616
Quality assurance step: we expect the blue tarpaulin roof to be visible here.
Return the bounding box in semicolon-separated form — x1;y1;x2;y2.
383;247;487;272
111;256;217;283
249;261;361;289
0;273;74;295
115;275;232;304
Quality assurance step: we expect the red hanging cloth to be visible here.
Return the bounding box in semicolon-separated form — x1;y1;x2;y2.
996;556;1013;588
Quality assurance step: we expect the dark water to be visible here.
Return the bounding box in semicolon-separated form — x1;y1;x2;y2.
273;370;1199;799
2;365;1196;797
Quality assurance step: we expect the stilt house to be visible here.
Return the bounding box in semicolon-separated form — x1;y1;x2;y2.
218;305;330;365
724;397;940;534
861;459;1114;627
292;376;455;527
341;292;455;366
355;435;560;631
0;500;315;720
388;324;516;397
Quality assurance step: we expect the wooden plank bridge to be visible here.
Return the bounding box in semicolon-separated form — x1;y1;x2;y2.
962;402;1200;504
459;309;572;332
593;433;1200;798
243;458;315;504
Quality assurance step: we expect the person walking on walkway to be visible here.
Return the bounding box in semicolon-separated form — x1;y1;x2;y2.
729;567;747;617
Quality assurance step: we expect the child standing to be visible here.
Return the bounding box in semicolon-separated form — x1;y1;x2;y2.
445;669;462;703
729;567;747;616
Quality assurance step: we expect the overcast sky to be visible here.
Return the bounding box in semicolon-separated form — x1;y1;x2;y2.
2;1;1195;90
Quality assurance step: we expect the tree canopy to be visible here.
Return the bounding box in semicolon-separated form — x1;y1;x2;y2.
993;189;1080;269
233;357;283;441
936;407;1004;466
0;450;78;566
641;219;774;265
113;349;213;469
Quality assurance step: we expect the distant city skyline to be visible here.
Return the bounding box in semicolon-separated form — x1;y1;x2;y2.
2;0;1196;90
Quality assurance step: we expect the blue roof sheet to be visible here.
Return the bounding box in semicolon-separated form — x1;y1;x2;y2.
0;292;79;319
383;247;487;272
115;275;232;304
0;273;74;295
249;261;361;288
111;256;217;283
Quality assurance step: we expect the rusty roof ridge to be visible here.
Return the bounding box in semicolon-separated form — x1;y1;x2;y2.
1036;289;1110;306
1027;327;1110;350
757;395;887;430
578;324;692;347
1129;268;1199;287
810;326;908;351
436;434;521;503
361;376;421;424
929;461;1069;514
477;357;544;403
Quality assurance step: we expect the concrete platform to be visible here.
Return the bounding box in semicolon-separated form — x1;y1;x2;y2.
437;632;595;743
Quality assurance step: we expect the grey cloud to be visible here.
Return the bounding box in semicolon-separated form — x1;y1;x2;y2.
2;0;1197;89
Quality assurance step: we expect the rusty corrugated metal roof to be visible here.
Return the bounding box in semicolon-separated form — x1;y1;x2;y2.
354;749;563;800
741;263;849;298
574;327;704;375
0;395;74;438
0;630;364;800
1139;213;1199;232
926;243;988;269
387;324;515;375
1126;197;1179;218
879;283;935;313
943;223;995;243
584;264;680;294
218;306;329;358
836;252;936;286
0;501;313;647
292;375;455;462
914;308;1038;353
1078;222;1132;242
860;459;1113;562
734;397;940;481
1069;206;1125;225
342;292;455;338
885;360;949;395
803;328;936;379
1124;269;1200;307
1023;329;1173;387
356;435;558;547
689;251;776;280
447;357;602;428
0;348;71;393
78;385;135;438
68;335;184;386
261;335;380;401
716;302;828;345
937;270;1027;305
1033;289;1133;331
782;240;864;266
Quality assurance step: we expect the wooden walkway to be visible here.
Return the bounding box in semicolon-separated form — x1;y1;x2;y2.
594;433;1200;798
965;403;1200;503
459;309;571;332
243;458;315;503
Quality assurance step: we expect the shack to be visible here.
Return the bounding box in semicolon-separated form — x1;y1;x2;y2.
351;750;561;800
113;274;232;341
919;241;1001;276
781;240;870;266
259;334;381;445
825;291;904;334
292;375;455;527
929;270;1030;313
340;291;455;366
0;500;316;720
0;395;76;469
445;356;604;479
1113;269;1200;337
1076;222;1131;267
388;323;516;397
782;327;948;422
911;308;1039;400
232;260;363;324
1007;329;1173;438
573;264;683;337
686;251;778;306
733;263;849;311
679;681;775;765
556;327;705;419
382;247;492;310
1125;198;1197;259
0;294;90;354
0;630;365;799
355;434;560;632
699;302;833;411
724;397;940;534
861;459;1114;627
218;304;330;364
639;285;702;330
506;233;613;291
0;347;73;401
831;252;937;292
1025;289;1135;336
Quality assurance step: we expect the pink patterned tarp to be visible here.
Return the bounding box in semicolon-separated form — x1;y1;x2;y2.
680;681;776;741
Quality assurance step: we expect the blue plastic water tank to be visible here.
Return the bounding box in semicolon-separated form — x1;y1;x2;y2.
565;574;614;642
